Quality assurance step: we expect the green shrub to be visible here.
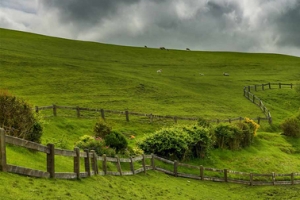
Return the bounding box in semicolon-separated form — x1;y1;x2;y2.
0;90;43;143
281;117;300;138
104;131;128;153
75;135;116;157
214;119;258;150
25;122;43;143
94;119;111;138
138;125;213;161
197;117;211;128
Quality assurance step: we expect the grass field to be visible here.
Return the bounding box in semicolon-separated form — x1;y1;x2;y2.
1;28;300;199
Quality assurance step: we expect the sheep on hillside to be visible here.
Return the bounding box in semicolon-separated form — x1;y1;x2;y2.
160;47;166;50
223;72;229;76
186;48;190;51
157;69;162;73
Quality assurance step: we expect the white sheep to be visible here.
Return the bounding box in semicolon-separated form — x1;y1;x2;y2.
199;73;204;76
157;69;162;73
223;72;229;76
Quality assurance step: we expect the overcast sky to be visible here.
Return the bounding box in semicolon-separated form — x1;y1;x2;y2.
1;0;300;57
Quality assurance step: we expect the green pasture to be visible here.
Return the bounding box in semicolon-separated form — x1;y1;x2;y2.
1;28;300;199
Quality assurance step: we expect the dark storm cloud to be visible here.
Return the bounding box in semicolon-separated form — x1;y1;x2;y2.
275;2;300;47
41;0;141;26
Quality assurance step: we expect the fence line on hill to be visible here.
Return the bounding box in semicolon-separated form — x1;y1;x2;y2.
243;82;296;124
1;128;299;186
35;105;269;125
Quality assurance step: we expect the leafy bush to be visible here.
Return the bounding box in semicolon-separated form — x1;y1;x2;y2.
0;90;43;143
94;118;111;138
214;118;258;150
104;131;128;153
75;135;116;157
138;125;213;161
197;117;211;128
281;117;300;138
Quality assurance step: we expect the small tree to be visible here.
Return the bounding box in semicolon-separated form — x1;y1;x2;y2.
0;90;42;143
94;118;111;138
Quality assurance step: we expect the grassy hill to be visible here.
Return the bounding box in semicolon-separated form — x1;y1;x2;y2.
1;28;300;199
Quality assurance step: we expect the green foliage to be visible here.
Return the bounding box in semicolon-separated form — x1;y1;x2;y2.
94;118;111;138
281;116;300;138
214;119;258;150
25;122;43;143
0;90;42;143
197;117;211;128
75;135;116;157
104;131;128;153
138;124;213;160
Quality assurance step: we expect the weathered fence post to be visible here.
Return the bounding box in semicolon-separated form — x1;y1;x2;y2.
149;114;153;123
257;117;261;125
47;143;55;178
252;95;255;103
35;106;39;113
291;83;293;89
268;83;271;89
102;154;107;175
130;157;135;175
262;84;264;91
228;118;231;123
224;169;228;182
200;165;204;180
90;150;98;175
116;156;122;176
250;173;253;186
0;128;7;172
84;149;91;177
248;86;250;92
279;83;281;89
142;154;146;174
272;172;275;185
125;110;129;122
239;117;243;122
174;160;178;177
291;173;294;185
151;154;155;170
174;117;178;124
76;106;80;118
53;104;57;117
73;147;80;179
268;112;272;124
100;109;105;121
254;85;257;91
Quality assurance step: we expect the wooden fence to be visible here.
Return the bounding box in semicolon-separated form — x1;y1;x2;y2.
35;105;268;125
1;128;299;186
243;83;296;124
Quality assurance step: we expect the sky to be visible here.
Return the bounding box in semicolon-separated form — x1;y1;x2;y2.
1;0;300;57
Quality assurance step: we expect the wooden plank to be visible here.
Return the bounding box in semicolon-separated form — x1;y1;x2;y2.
80;152;87;158
56;105;76;110
119;158;131;162
204;167;223;173
54;149;76;157
7;165;49;178
5;135;49;153
253;173;273;177
177;173;201;180
252;182;273;186
204;177;224;182
154;156;174;164
80;172;88;178
84;149;91;177
121;171;134;176
55;172;77;179
155;167;174;175
38;106;53;110
106;171;121;176
177;162;200;169
106;157;118;162
144;155;152;159
227;179;250;185
132;156;143;162
228;170;249;175
134;168;144;174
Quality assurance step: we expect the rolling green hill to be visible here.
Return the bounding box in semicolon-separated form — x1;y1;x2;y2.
1;28;300;199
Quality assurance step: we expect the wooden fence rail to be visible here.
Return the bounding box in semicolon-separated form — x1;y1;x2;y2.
1;128;299;186
243;82;296;124
35;104;267;125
